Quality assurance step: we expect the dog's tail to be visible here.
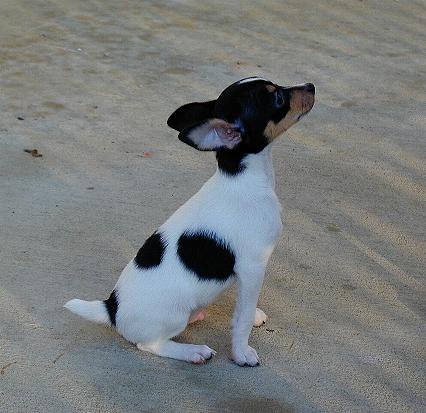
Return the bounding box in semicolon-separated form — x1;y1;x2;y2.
64;291;117;326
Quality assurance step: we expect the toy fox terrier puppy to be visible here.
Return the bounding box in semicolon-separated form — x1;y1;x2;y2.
65;76;315;366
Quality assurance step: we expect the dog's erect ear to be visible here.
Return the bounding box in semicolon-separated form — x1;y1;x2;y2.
178;118;242;151
167;100;216;132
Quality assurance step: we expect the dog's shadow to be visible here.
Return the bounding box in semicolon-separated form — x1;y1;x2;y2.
214;397;295;413
59;285;310;412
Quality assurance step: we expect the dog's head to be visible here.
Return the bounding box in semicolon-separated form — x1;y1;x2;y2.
167;77;315;154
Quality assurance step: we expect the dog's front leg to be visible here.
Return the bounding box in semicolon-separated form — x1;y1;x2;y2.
232;267;265;366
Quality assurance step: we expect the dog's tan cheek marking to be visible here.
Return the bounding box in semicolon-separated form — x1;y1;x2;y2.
264;111;298;141
264;90;310;141
292;90;305;113
264;119;284;141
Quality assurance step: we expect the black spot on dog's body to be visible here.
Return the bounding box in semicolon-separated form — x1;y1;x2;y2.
104;289;118;326
134;232;166;269
177;231;235;281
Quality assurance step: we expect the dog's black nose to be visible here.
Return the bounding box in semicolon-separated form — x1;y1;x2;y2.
305;83;315;93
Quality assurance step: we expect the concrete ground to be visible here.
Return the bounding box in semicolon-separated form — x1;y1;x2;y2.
1;0;425;412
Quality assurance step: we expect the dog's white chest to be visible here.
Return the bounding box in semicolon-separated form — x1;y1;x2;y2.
238;190;283;248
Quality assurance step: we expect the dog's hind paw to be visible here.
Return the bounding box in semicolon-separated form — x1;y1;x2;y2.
187;345;216;364
253;307;267;327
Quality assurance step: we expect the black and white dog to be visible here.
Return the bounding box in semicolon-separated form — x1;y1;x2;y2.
65;76;315;366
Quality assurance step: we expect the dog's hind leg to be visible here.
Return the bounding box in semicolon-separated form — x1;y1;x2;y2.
137;340;216;364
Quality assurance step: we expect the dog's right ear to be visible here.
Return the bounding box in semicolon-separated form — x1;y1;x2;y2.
167;100;216;132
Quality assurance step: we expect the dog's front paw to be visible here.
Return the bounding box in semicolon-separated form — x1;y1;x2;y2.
232;346;259;367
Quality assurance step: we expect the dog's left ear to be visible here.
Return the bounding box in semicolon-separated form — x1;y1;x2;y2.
167;100;216;132
168;100;241;151
178;118;242;151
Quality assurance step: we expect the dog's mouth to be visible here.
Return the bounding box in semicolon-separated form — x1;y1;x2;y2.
301;92;315;115
290;88;315;120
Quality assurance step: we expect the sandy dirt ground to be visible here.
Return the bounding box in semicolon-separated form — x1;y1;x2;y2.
0;0;425;412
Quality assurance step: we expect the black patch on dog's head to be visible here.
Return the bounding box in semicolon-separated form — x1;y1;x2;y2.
177;231;235;281
104;289;118;326
134;232;166;269
167;77;315;175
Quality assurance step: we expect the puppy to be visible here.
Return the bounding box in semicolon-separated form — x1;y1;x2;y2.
65;76;315;366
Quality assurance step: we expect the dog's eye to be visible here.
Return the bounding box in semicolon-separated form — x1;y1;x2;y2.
275;91;284;107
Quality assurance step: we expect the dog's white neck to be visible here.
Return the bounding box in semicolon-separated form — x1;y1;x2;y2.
216;145;276;191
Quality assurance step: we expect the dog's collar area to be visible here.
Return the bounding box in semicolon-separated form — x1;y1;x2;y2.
216;149;247;176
